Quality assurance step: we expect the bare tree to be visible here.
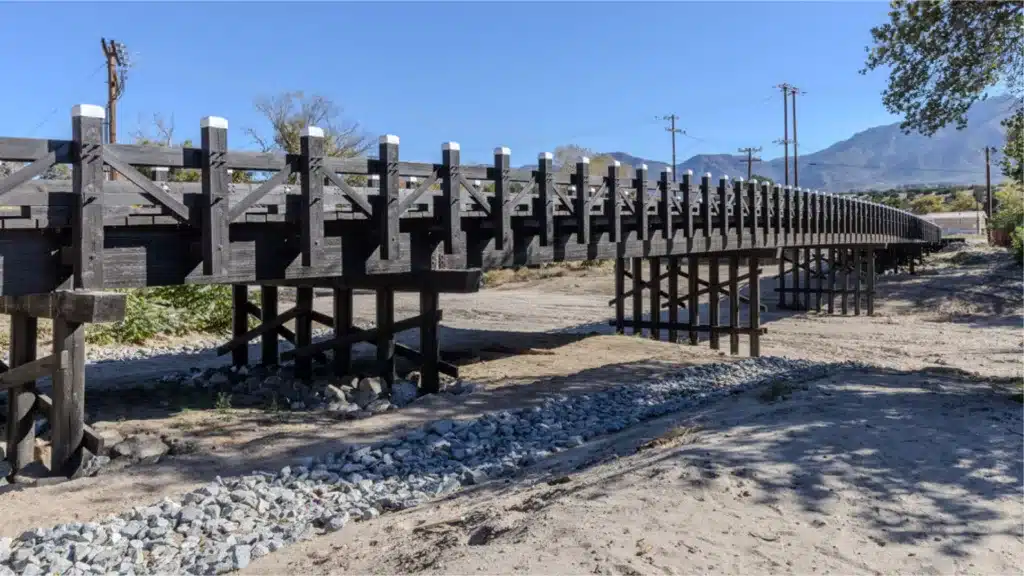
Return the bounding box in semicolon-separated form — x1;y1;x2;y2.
245;91;373;158
554;144;618;177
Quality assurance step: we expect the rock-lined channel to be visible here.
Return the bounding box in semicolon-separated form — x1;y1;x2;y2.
0;357;838;576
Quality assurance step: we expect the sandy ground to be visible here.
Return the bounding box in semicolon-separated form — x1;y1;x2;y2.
1;242;1022;575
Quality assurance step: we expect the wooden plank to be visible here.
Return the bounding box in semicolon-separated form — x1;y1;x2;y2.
102;148;190;222
333;286;352;376
376;287;396;386
440;143;464;254
853;247;863;316
72;107;107;289
492;148;512;250
216;306;299;355
607;163;622;243
287;310;435;361
747;180;757;246
32;393;104;456
815;247;824;311
749;252;761;357
0;137;73;163
536;153;555;246
576;159;592;244
227;161;293;222
300;128;326;267
614;258;625;334
419;288;440;394
201;117;230;275
688;256;699;345
231;285;249;367
649;258;661;341
5;314;37;473
659;170;673;242
0;151;57;199
377;136;401;260
682;171;694;237
0;351;66;391
50;316;85;477
0;290;126;323
667;256;679;343
866;248;876;316
295;286;314;379
700;174;712;239
260;286;279;366
632;258;643;336
635;165;649;241
709;256;720;350
719;178;730;240
729;255;739;354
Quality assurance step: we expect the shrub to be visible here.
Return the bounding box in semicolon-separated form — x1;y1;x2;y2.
1011;226;1024;264
88;285;240;345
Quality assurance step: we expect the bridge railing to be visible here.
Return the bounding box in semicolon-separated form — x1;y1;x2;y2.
0;105;940;297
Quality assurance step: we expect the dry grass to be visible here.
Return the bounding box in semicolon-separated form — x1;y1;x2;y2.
482;260;614;288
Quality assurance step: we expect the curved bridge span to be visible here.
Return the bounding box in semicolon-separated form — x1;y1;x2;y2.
0;105;940;477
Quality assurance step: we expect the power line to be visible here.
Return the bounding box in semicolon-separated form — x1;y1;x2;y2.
26;61;107;136
808;161;988;174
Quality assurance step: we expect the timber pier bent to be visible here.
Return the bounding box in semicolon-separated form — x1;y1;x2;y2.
0;104;940;478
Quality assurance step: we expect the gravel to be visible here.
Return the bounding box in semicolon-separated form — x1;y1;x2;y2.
0;357;842;575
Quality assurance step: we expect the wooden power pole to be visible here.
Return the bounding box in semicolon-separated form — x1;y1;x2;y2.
738;146;762;180
774;83;793;186
660;114;685;182
985;146;997;243
101;38;128;179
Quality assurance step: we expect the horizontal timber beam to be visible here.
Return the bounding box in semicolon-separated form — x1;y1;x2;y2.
0;291;126;324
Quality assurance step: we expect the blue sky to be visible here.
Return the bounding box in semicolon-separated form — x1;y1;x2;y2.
0;1;903;166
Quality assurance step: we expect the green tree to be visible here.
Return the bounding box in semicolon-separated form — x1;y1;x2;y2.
1001;106;1024;183
862;1;1024;136
750;173;775;187
910;194;945;214
553;145;619;178
948;189;980;212
133;114;251;183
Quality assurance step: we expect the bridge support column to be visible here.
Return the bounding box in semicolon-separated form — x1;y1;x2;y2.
815;247;824;312
5;314;37;476
613;258;626;335
260;286;279;366
332;287;352;378
777;250;787;310
748;252;762;357
828;248;837;314
649;258;661;341
231;285;249;368
728;256;739;354
632;258;643;336
667;257;680;343
790;248;801;310
708;256;720;350
295;286;314;380
866;247;876;316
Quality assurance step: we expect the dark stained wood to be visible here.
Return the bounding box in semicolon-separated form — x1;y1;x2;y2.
866;248;876;316
681;172;694;237
700;175;711;239
232;285;249;367
441;143;463;254
536;153;555;246
200;119;230;275
260;285;279;366
854;248;863;316
102;149;190;222
227;161;293;222
0;351;66;391
709;256;720;350
376;287;395;386
295;286;314;379
32;393;104;456
377;137;401;260
649;257;661;341
607;164;622;242
748;252;761;357
614;258;625;334
50;315;85;477
73;110;106;289
631;258;643;336
688;256;699;345
419;288;440;394
492;148;511;250
5;314;37;473
635;165;649;241
0;291;126;323
659;170;673;242
0;151;57;199
729;255;739;355
576;159;592;244
300;130;326;267
333;286;352;376
216;306;299;356
667;256;679;343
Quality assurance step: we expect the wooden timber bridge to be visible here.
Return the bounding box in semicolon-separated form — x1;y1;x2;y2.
0;104;940;479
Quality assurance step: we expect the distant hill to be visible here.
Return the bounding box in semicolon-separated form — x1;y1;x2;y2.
595;94;1018;192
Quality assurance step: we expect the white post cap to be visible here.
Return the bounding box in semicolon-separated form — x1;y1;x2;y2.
568;185;576;192
442;141;460;151
737;176;745;183
722;175;730;181
300;126;324;138
494;146;511;156
152;166;169;172
704;172;712;178
227;169;234;175
72;104;105;119
637;163;648;170
612;160;621;167
664;167;672;173
380;134;400;145
539;152;553;160
579;156;590;164
409;176;419;183
473;179;481;186
200;116;228;129
686;169;694;176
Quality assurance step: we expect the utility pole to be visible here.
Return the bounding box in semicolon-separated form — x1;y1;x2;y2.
985;146;997;244
790;86;804;187
737;146;762;180
659;114;684;181
774;83;793;186
101;38;129;179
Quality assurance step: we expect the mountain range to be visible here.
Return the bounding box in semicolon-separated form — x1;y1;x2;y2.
598;94;1017;192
